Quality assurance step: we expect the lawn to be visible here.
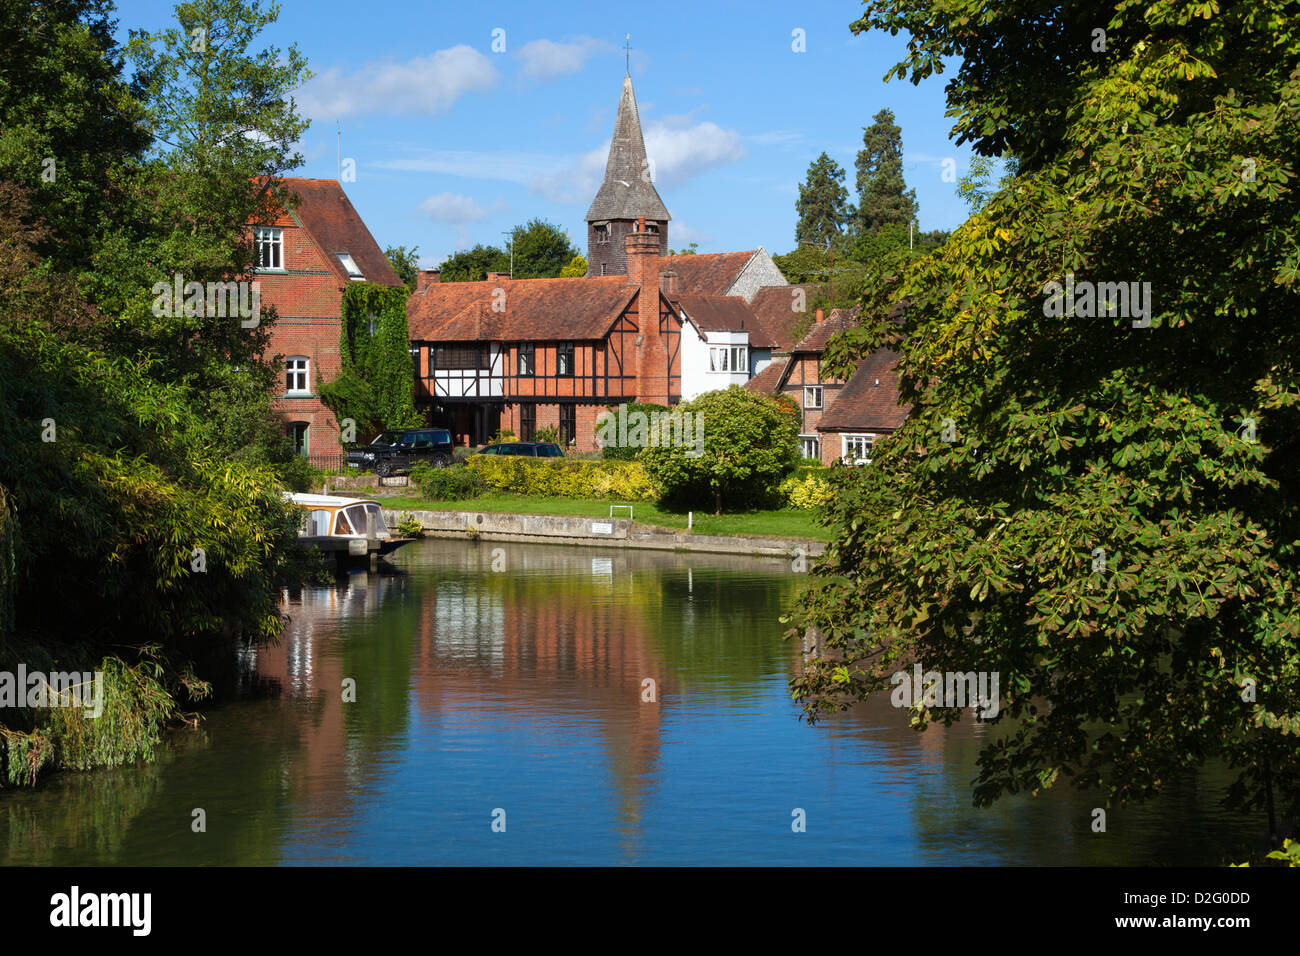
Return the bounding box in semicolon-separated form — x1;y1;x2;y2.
379;492;834;542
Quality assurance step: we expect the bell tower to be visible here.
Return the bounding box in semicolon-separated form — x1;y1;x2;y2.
584;73;670;276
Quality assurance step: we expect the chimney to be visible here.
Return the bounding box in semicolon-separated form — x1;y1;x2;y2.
625;229;667;404
486;272;509;282
815;308;824;324
416;269;440;292
659;269;679;295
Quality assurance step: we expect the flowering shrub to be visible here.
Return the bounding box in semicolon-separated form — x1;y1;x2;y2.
779;470;833;509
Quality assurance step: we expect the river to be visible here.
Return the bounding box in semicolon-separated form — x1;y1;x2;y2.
0;538;1265;865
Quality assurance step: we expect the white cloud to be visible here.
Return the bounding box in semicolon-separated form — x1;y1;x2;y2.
417;192;504;223
299;45;499;119
375;148;560;184
517;36;613;80
749;129;803;147
668;223;713;248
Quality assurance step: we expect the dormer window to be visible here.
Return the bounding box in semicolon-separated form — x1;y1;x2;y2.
336;252;364;281
645;223;659;234
255;227;283;270
593;223;610;245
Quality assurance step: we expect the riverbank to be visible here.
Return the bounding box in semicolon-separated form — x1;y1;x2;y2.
381;502;826;559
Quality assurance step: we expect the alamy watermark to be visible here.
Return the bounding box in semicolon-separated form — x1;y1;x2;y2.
891;664;1000;718
0;665;104;718
596;403;704;458
1042;272;1151;328
151;273;261;327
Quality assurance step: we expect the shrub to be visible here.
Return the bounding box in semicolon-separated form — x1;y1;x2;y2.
489;428;517;444
596;402;669;460
394;514;424;537
466;455;656;501
779;471;833;509
410;463;487;501
535;425;560;444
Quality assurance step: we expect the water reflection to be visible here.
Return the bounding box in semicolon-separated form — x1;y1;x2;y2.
0;539;1266;865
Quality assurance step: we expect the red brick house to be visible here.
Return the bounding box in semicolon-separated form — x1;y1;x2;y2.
407;221;680;449
253;177;404;461
746;306;910;466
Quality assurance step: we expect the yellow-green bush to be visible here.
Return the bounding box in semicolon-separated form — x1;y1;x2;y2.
779;471;833;510
466;455;656;501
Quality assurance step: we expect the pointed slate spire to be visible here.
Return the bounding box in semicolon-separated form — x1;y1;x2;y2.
584;75;671;224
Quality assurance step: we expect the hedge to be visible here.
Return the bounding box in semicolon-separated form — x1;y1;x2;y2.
465;455;656;501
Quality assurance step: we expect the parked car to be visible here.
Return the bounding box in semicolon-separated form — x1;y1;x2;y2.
346;430;406;469
372;428;454;476
477;442;565;458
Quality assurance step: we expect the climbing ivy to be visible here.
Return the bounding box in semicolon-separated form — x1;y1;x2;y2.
320;283;422;441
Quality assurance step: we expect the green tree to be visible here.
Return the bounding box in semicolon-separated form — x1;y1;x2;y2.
796;152;851;247
385;244;420;291
642;388;799;514
559;254;587;278
668;242;699;256
791;0;1300;840
508;218;578;279
853;108;917;235
438;243;510;282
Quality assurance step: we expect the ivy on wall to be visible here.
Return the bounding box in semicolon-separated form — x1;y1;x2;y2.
319;283;422;441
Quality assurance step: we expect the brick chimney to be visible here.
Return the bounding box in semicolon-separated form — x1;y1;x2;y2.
416;269;441;292
625;220;668;404
815;308;824;323
659;269;679;295
486;272;510;282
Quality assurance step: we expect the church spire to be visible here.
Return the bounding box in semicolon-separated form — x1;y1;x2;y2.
584;73;670;276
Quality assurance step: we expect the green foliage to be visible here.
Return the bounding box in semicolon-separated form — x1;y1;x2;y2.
641;387;799;514
508;218;579;279
535;425;561;444
559;254;588;278
394;514;425;537
796;152;851;247
467;456;657;501
598;403;669;460
668;242;699;256
1267;839;1300;866
490;428;517;444
438;243;510;282
853;108;917;234
792;0;1300;827
779;470;833;510
410;463;487;501
320;283;421;440
384;244;420;290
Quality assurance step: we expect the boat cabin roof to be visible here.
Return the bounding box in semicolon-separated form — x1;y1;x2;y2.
286;493;382;509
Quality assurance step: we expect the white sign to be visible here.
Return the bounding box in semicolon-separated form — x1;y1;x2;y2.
590;522;613;535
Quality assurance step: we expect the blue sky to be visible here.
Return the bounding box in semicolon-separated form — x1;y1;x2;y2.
114;0;975;269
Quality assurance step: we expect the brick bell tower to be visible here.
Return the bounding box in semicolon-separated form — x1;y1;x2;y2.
584;73;671;277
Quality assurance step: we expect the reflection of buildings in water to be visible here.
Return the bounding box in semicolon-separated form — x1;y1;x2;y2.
431;580;506;664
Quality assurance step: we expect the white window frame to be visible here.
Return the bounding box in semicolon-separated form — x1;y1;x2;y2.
709;345;748;373
842;433;874;465
800;435;820;460
255;227;284;271
804;386;824;409
286;356;310;395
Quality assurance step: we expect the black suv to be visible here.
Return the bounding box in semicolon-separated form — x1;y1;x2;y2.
478;442;565;458
346;430;405;469
373;428;454;476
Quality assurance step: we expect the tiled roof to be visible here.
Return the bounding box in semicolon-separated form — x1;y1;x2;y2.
749;284;824;351
744;357;788;395
661;251;755;297
817;349;910;432
407;276;637;341
792;306;860;353
669;294;777;348
272;178;402;288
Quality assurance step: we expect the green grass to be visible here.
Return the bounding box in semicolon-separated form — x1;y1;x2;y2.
380;492;833;542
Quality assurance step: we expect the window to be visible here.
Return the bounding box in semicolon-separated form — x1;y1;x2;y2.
518;343;535;377
594;224;610;245
709;345;748;373
287;421;309;456
409;347;421;376
800;436;820;460
286;356;309;394
336;252;364;281
433;345;487;369
804;386;823;409
645;223;658;234
843;434;874;464
557;343;575;377
302;509;330;536
559;404;576;446
255;227;283;270
601;263;607;276
519;404;536;441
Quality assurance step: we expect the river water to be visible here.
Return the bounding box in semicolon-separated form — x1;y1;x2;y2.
0;539;1265;865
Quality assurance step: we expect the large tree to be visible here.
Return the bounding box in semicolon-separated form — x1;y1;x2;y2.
853;108;917;234
508;218;579;279
438;243;510;282
791;0;1300;843
796;152;851;247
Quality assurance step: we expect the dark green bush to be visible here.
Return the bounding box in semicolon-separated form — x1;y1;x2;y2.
410;463;487;501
